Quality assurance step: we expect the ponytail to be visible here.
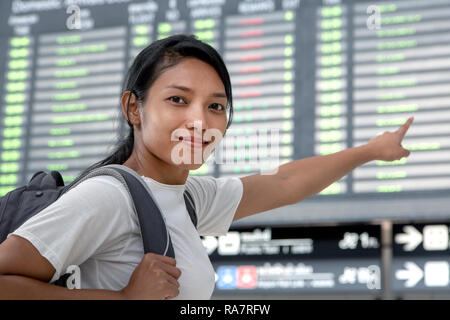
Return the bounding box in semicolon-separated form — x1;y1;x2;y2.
97;128;134;167
76;124;134;178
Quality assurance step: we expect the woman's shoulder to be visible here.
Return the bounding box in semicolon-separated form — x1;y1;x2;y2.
74;174;129;189
66;174;128;193
60;174;133;210
184;175;243;207
185;175;244;236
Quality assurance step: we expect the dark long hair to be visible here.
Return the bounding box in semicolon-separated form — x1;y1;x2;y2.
79;34;233;176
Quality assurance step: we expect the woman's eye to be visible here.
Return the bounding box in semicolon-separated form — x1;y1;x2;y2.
168;96;186;104
209;103;225;112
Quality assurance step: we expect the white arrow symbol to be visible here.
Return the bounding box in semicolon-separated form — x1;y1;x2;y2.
395;262;423;288
395;225;423;251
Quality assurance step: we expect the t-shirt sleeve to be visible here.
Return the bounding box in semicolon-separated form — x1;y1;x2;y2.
185;176;243;236
8;176;135;283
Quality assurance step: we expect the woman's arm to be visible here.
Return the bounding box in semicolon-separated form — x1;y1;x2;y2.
0;235;122;299
0;235;181;300
234;117;414;221
0;275;125;300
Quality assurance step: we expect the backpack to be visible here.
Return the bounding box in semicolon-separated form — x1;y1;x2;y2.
0;164;197;286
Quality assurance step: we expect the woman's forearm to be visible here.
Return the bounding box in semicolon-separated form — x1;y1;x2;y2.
280;144;377;204
0;275;124;300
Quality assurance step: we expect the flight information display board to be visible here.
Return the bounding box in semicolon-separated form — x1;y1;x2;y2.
1;0;450;224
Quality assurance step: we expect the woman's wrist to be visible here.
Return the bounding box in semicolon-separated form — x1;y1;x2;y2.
357;143;379;163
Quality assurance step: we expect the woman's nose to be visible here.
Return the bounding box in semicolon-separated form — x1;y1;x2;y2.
185;120;207;136
185;106;208;132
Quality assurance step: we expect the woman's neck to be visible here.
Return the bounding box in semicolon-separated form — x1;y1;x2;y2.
122;150;189;185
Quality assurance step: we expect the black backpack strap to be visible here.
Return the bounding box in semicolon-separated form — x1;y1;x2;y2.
64;164;175;258
183;190;197;228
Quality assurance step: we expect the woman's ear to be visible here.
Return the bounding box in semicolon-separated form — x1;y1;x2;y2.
121;91;141;126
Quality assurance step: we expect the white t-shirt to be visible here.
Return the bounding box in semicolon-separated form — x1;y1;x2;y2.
9;173;243;300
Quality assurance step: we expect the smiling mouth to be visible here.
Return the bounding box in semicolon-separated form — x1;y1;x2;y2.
178;136;211;147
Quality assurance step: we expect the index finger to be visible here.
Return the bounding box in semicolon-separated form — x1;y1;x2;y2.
396;116;414;139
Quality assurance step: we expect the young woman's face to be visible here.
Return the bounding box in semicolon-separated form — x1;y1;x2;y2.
137;57;228;170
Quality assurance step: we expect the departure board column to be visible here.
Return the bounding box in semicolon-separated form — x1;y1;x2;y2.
128;24;154;64
315;4;349;195
220;10;296;177
352;0;450;194
128;1;158;64
191;18;220;50
0;35;34;195
28;27;126;183
157;21;187;40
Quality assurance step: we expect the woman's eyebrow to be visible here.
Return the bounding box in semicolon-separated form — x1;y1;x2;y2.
166;84;227;98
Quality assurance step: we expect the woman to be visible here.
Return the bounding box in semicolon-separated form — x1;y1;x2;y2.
0;35;413;299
